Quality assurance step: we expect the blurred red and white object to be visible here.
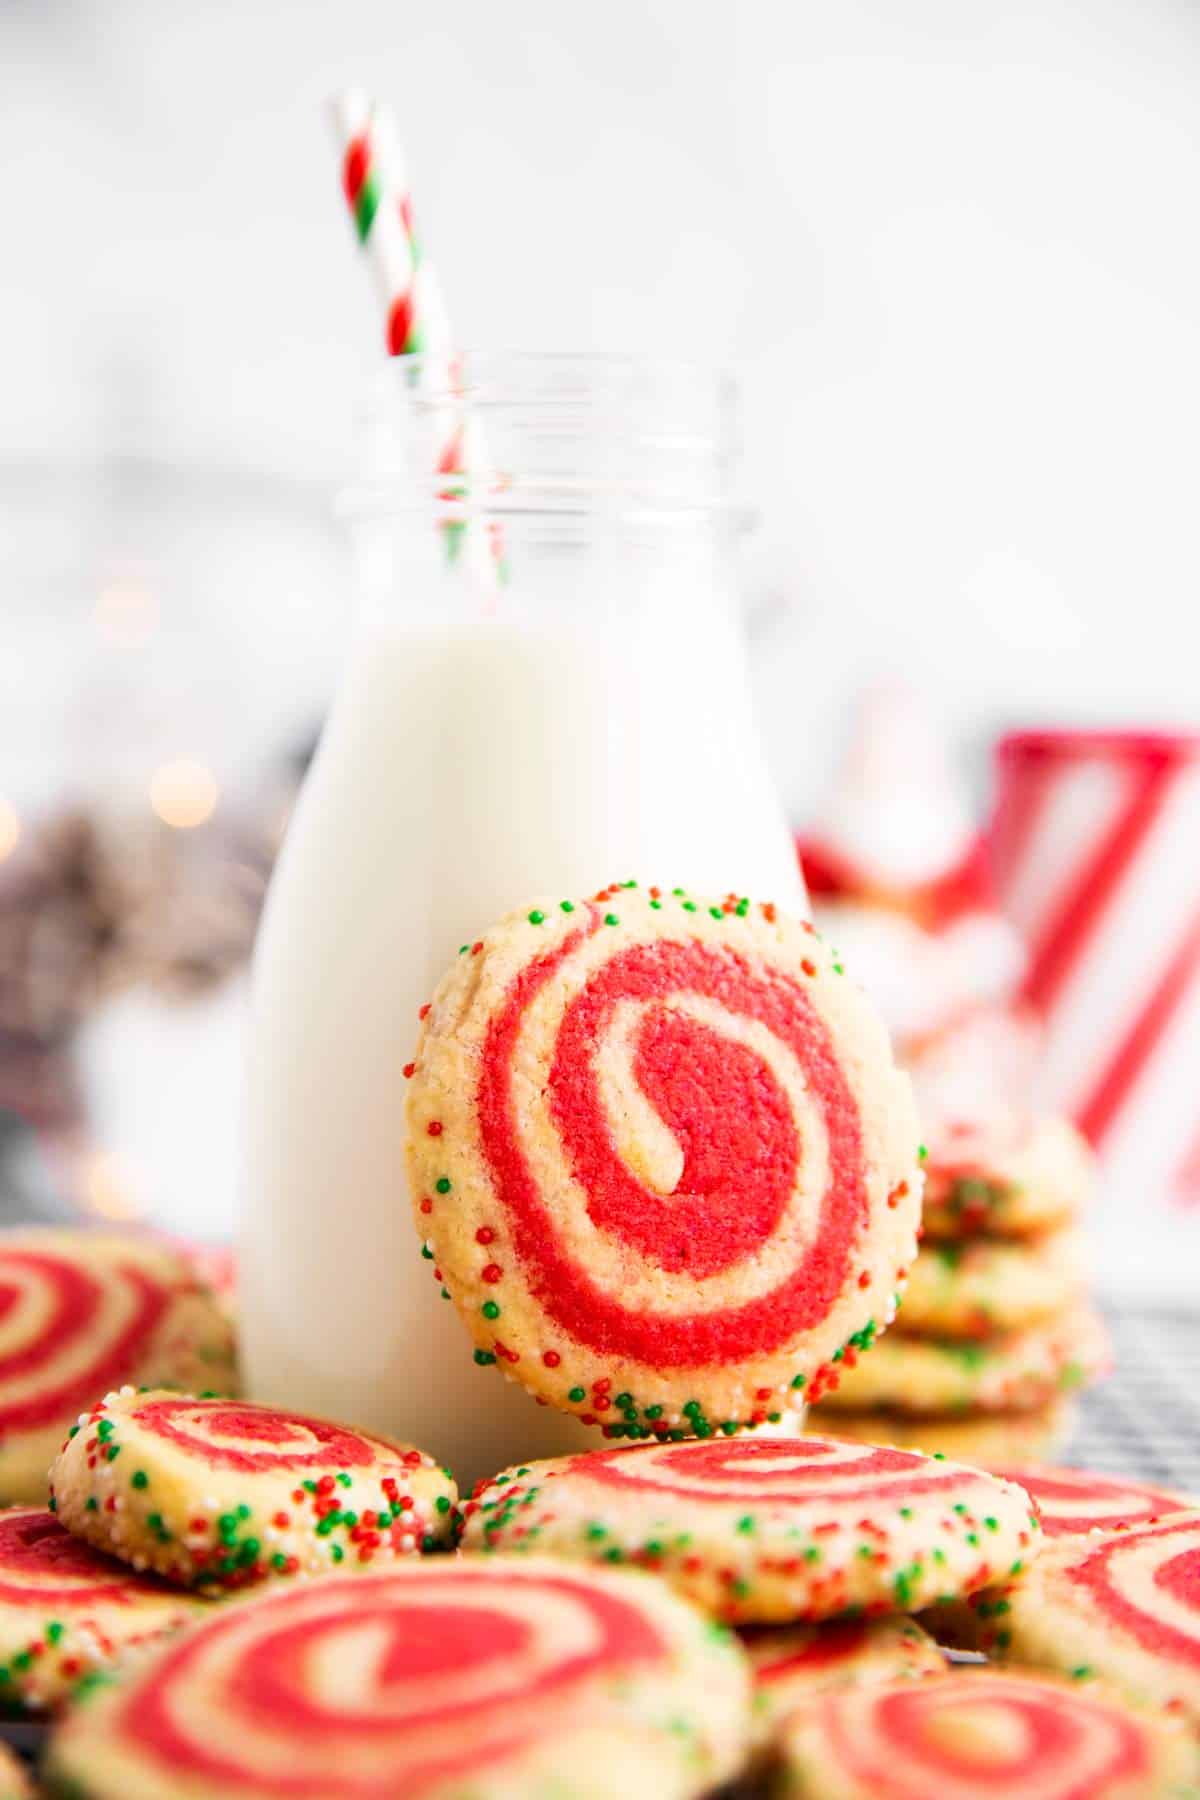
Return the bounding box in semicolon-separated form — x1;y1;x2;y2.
798;686;1028;1103
992;730;1200;1297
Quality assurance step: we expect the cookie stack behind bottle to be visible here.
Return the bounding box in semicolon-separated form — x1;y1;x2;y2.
809;1113;1109;1464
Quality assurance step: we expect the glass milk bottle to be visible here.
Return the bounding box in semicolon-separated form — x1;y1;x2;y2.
241;355;804;1487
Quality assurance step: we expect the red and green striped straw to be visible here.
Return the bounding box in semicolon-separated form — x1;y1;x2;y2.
330;90;507;584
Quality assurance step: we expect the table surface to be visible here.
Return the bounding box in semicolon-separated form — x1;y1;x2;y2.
1067;1303;1200;1492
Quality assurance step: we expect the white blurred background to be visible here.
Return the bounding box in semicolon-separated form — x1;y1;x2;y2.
0;0;1197;1243
3;0;1199;818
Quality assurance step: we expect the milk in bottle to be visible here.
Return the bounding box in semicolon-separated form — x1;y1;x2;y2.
241;357;804;1485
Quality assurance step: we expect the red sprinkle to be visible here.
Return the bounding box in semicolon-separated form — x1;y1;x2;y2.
402;1063;416;1080
476;1227;495;1246
418;1003;431;1020
426;1121;443;1137
481;1263;503;1284
419;1198;433;1215
542;1350;561;1368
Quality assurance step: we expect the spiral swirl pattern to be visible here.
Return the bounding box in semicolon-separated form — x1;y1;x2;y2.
407;892;921;1427
47;1560;751;1798
995;1466;1194;1540
782;1672;1185;1800
0;1231;235;1503
0;1506;202;1710
1004;1513;1200;1729
739;1616;943;1744
50;1391;456;1590
461;1435;1039;1625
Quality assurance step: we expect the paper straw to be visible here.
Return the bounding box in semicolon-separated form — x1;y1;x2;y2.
330;90;506;585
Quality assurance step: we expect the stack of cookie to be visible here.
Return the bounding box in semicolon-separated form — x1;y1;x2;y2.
810;1112;1109;1464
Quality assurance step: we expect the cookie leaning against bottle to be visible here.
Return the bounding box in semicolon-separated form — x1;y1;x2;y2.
404;887;923;1435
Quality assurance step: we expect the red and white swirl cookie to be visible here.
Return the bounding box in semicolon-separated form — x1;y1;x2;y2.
807;1399;1075;1468
405;889;922;1432
458;1434;1040;1625
777;1670;1195;1799
50;1389;456;1589
995;1466;1195;1541
999;1511;1200;1730
0;1230;236;1504
0;1505;204;1710
921;1116;1093;1241
45;1556;752;1799
896;1231;1085;1340
741;1616;943;1747
817;1305;1109;1416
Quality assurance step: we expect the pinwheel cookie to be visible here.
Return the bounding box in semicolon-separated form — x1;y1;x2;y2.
817;1305;1109;1416
807;1399;1075;1468
776;1670;1196;1799
0;1505;204;1710
0;1230;236;1504
994;1466;1195;1542
998;1512;1200;1730
920;1116;1092;1242
897;1231;1085;1340
46;1557;752;1799
405;888;922;1435
50;1389;456;1589
459;1433;1040;1624
741;1616;943;1745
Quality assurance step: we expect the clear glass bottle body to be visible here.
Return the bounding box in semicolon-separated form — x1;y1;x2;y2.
241;356;803;1485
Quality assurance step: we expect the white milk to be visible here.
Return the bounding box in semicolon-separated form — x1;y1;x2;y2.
242;468;804;1489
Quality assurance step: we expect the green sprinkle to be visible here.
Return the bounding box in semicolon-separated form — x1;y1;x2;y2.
791;1373;806;1389
131;1471;149;1491
604;914;619;927
474;1349;497;1366
105;1445;120;1461
585;1523;608;1541
68;1425;80;1439
568;1387;586;1403
46;1622;64;1645
435;1177;451;1194
337;1472;353;1488
420;1245;434;1260
1071;1665;1093;1680
527;910;545;925
482;1300;500;1320
736;1516;756;1534
919;1143;928;1160
709;906;723;920
85;1497;98;1513
436;1495;452;1515
644;1405;663;1420
649;900;663;909
560;900;575;912
331;1543;345;1563
273;1553;290;1572
614;1392;633;1409
682;900;697;912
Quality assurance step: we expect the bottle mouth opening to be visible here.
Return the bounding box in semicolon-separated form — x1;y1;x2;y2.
344;351;739;521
